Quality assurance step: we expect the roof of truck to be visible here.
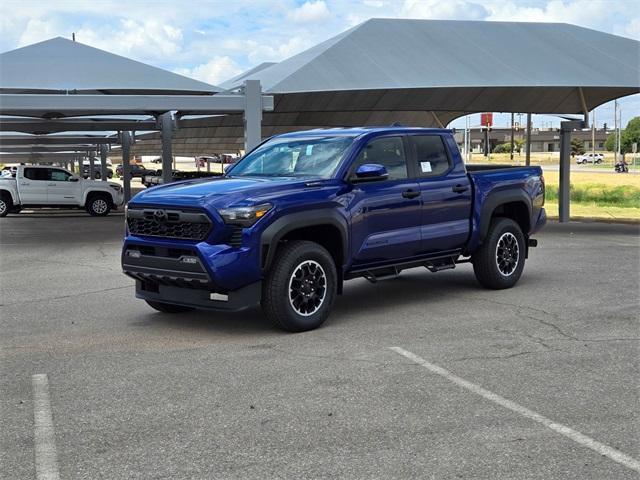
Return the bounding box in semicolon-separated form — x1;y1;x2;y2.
275;127;452;138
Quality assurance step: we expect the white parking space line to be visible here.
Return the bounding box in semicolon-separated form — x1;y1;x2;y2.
390;347;640;474
32;374;60;480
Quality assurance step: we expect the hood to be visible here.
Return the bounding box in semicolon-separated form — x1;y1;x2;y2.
130;176;332;209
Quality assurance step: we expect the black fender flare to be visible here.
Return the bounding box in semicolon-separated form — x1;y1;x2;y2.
260;209;349;272
479;189;532;242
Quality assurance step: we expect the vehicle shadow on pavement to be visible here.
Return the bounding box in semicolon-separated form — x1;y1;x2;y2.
133;269;512;335
333;270;481;318
137;307;274;335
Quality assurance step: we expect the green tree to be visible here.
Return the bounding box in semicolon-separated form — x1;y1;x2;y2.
571;138;585;156
604;116;640;155
492;142;512;153
605;133;615;151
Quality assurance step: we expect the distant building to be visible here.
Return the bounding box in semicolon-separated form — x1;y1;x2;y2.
454;127;609;154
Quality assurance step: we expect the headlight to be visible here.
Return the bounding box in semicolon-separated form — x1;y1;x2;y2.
217;203;272;227
110;184;122;193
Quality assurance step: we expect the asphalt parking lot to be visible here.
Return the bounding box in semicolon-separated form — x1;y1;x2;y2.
1;212;638;479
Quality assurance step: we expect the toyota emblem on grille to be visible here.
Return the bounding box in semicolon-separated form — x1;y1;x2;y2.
153;210;167;223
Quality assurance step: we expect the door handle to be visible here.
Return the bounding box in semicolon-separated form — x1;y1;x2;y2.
47;183;56;186
402;189;421;199
20;182;30;186
452;184;469;193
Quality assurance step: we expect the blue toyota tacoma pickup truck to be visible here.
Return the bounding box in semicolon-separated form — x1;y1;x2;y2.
122;127;546;331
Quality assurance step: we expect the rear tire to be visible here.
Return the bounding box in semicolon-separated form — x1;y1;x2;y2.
472;217;526;289
145;300;194;313
262;240;337;332
86;194;112;216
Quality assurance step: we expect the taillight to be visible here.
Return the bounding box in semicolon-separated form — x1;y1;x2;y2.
540;174;545;206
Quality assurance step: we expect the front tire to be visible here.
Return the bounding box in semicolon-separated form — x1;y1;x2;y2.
0;194;10;217
86;194;112;216
262;240;337;332
472;218;526;289
145;300;194;313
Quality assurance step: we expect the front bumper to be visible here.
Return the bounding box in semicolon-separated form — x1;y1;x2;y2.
134;280;261;312
122;237;263;311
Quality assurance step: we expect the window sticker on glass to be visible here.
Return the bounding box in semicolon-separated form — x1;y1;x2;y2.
420;161;432;173
306;145;314;155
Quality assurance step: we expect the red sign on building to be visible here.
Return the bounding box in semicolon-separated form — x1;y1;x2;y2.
480;112;493;127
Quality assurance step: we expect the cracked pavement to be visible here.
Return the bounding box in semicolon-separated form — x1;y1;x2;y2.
1;214;638;479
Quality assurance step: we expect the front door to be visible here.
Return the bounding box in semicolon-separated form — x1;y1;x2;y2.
408;134;472;254
19;168;49;204
349;136;422;267
47;168;80;204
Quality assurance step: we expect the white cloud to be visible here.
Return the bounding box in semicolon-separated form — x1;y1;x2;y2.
287;1;331;23
618;17;640;40
485;0;610;28
72;19;183;61
175;56;243;86
247;36;313;64
17;18;60;47
400;0;488;21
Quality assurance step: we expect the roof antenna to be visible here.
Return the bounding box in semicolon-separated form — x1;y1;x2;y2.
72;33;76;42
390;121;404;127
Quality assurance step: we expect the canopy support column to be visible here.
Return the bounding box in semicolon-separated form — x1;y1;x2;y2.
558;120;584;223
100;144;108;182
525;113;532;166
122;132;132;202
161;112;174;184
88;152;95;179
430;111;444;128
243;80;262;152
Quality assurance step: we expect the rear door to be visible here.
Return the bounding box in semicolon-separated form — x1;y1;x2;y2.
349;135;422;266
19;168;49;204
47;168;81;204
408;134;472;254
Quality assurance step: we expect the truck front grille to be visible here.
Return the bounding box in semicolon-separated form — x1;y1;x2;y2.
127;208;212;241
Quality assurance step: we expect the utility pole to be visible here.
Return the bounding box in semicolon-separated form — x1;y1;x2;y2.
465;115;470;163
617;106;622;161
614;100;618;163
591;108;596;159
510;112;515;162
525;113;532;166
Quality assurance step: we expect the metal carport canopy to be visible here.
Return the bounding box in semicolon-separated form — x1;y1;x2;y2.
0;37;274;199
129;19;639;157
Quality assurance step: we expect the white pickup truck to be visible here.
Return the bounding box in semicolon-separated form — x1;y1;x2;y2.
0;165;124;217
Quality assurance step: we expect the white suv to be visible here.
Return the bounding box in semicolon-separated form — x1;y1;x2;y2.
576;153;604;164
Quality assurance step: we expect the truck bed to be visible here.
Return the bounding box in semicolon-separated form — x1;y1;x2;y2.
465;164;545;252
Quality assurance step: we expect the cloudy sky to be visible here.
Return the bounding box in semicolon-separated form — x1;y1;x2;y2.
1;0;638;129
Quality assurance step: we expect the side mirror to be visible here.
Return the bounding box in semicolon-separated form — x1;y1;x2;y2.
69;176;80;182
352;163;388;182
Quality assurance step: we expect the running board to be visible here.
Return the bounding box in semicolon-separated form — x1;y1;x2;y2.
363;266;401;283
425;258;456;272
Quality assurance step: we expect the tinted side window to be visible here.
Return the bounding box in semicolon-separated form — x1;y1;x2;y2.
23;168;49;181
353;137;407;180
49;169;71;181
412;135;451;177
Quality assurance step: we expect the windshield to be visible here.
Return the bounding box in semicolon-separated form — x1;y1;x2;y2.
229;135;354;178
